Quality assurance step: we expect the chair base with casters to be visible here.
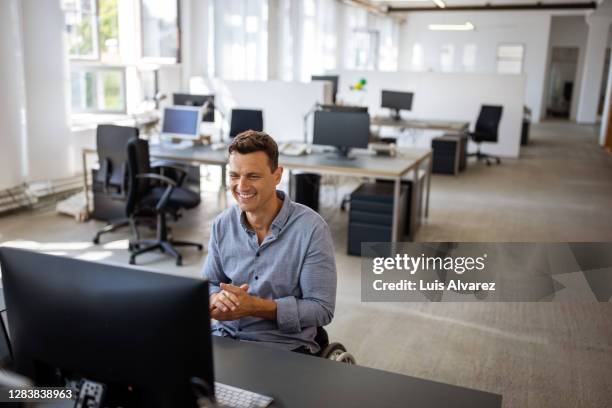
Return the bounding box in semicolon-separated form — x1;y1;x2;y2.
129;212;202;266
314;327;356;364
93;219;130;244
467;149;501;166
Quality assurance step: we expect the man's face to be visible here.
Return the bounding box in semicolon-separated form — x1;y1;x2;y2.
228;151;283;213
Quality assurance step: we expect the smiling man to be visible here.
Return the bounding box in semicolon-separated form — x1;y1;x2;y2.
202;130;337;354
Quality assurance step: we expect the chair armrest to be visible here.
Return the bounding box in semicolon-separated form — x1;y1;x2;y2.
136;173;177;187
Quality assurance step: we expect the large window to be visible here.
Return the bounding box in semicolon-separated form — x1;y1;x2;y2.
213;0;268;81
70;66;126;113
64;0;119;61
62;0;179;115
141;0;180;61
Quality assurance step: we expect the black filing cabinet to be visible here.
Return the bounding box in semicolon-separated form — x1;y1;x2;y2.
347;182;408;256
432;133;468;175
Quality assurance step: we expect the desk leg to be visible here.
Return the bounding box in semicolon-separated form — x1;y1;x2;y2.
82;149;90;219
391;178;401;242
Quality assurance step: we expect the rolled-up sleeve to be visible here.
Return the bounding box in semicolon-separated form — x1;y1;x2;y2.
275;222;337;333
201;220;229;297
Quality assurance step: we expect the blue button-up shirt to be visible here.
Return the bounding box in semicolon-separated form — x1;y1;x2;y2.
201;190;337;352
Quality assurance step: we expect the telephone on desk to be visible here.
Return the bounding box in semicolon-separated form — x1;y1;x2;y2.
279;142;308;156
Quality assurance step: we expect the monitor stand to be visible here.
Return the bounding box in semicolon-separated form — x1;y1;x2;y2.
329;146;356;160
390;109;402;121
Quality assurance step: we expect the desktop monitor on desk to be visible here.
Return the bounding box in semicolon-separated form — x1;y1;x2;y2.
173;93;215;122
311;75;339;104
381;90;413;121
229;109;264;138
313;110;370;158
161;106;202;140
0;247;213;408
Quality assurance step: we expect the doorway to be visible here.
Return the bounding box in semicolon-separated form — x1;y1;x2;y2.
546;47;579;119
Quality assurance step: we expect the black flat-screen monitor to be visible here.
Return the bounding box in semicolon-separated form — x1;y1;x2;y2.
381;90;413;120
311;75;339;104
229;109;264;138
313;110;370;158
173;93;215;122
0;247;213;408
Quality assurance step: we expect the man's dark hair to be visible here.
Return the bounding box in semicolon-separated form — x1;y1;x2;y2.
228;130;279;172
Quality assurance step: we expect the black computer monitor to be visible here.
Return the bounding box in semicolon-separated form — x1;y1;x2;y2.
173;93;215;122
381;90;413;121
311;75;339;104
313;110;370;158
229;109;264;138
0;247;213;408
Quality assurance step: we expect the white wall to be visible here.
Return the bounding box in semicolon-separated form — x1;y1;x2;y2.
211;79;329;143
335;69;525;158
397;11;551;122
546;16;588;121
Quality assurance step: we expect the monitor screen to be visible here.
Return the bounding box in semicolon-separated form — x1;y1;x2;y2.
311;75;339;104
313;110;370;152
381;90;414;111
162;106;201;139
172;93;215;122
229;109;264;138
0;247;213;407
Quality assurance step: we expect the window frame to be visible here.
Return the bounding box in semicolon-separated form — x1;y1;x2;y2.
64;0;101;61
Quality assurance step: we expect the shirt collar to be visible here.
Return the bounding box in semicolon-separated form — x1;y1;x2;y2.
238;190;292;236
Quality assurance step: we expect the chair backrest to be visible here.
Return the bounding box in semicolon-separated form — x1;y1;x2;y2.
229;109;264;138
474;105;503;142
96;125;139;192
126;138;152;216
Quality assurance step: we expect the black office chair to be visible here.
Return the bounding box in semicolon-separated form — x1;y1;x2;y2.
92;125;139;244
126;138;203;266
0;309;13;369
467;105;503;166
229;109;264;138
314;327;356;364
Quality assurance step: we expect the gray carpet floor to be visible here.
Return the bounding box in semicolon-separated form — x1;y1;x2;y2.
0;121;610;407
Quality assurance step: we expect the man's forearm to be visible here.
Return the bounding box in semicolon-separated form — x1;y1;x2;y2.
253;297;277;320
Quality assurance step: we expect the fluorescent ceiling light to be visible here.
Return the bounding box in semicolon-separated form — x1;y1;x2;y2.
428;22;475;31
432;0;446;8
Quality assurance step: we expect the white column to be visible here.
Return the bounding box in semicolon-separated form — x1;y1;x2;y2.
0;0;27;190
20;0;73;182
267;0;281;80
335;2;348;71
577;16;611;124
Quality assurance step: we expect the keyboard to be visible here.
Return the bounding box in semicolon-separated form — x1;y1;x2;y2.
215;382;273;408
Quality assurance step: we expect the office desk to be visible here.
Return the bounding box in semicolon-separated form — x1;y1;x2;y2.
214;336;502;408
372;116;470;133
82;145;431;241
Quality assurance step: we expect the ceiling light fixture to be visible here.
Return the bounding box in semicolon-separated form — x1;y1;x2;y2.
428;22;475;31
432;0;447;8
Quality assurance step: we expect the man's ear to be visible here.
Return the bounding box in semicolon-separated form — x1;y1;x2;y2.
273;166;284;185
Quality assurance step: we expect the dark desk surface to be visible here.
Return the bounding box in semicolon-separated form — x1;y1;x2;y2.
213;336;502;408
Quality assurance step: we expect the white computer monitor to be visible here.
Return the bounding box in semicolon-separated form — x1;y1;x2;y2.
161;105;203;140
